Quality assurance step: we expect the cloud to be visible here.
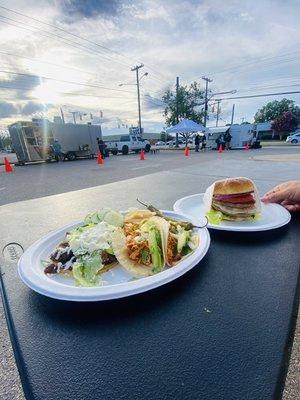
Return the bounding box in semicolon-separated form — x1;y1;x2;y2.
143;93;164;111
0;74;41;100
60;0;121;18
0;0;299;130
20;101;52;115
0;101;18;118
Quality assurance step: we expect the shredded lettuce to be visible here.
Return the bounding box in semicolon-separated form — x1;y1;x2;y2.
252;213;261;221
72;251;103;287
206;210;223;225
206;210;262;225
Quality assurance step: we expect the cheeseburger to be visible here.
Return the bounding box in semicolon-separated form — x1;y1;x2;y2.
204;177;261;222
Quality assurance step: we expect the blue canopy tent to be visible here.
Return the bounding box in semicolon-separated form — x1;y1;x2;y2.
166;119;206;145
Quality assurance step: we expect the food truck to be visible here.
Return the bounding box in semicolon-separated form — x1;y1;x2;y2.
8;119;102;164
206;124;262;149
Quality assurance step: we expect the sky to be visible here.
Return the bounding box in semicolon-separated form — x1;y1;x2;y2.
0;0;299;135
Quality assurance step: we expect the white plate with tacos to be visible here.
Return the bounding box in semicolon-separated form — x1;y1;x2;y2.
174;177;291;232
18;207;210;301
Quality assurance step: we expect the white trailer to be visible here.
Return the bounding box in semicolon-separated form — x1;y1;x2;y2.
105;134;151;155
8;120;102;164
207;124;261;149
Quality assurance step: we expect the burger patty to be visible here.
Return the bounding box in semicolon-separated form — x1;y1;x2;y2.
212;201;257;216
212;200;255;209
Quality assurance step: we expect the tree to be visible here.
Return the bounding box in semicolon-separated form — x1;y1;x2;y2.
0;132;11;150
162;82;206;126
254;98;300;123
271;112;298;140
160;132;173;142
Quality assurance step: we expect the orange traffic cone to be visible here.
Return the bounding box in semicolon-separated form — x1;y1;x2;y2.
184;146;189;157
140;149;145;160
4;157;13;172
218;144;223;153
245;143;250;151
97;151;104;165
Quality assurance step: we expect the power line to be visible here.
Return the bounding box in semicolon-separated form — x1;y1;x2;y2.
0;15;168;90
0;50;98;78
0;69;136;93
0;5;170;84
0;15;133;69
0;5;134;66
236;83;300;93
214;90;300;101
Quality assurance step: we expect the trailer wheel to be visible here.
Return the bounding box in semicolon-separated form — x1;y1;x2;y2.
111;149;118;155
122;145;129;155
145;144;151;153
67;152;77;161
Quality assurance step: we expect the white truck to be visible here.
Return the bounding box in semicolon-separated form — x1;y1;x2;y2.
105;134;151;155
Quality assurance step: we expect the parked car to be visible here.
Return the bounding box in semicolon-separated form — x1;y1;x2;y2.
166;139;185;147
105;135;151;155
155;141;167;146
286;131;300;144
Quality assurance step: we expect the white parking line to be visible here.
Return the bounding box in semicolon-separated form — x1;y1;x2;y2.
0;187;6;191
131;164;161;170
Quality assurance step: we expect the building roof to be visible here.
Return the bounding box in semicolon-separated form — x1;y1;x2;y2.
207;126;230;134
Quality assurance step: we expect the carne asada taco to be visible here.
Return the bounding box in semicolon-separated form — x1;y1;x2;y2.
44;209;124;286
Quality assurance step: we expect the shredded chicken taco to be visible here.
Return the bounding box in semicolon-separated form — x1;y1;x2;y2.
112;210;199;276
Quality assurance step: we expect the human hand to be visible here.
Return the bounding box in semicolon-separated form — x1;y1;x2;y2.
261;181;300;212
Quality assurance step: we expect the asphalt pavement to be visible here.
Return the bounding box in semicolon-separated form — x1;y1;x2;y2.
1;146;300;207
0;146;299;400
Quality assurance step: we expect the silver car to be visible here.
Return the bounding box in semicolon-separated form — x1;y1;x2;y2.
286;131;300;144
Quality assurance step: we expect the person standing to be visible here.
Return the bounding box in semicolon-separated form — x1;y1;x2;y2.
200;134;207;152
97;139;107;158
224;131;232;150
51;139;63;162
218;134;225;151
194;134;200;152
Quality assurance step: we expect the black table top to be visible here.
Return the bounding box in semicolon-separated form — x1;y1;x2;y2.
0;172;299;400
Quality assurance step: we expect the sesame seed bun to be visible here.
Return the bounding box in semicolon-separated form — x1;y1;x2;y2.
213;177;255;195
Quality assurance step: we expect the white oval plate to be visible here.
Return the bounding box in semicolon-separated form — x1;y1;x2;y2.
18;211;210;301
174;194;291;232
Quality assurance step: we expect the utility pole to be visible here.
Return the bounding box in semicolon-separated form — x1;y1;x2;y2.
131;64;144;135
230;104;235;125
69;111;77;124
60;107;65;124
216;100;221;127
175;76;179;147
202;76;213;127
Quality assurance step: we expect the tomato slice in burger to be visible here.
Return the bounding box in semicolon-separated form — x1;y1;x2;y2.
222;194;255;204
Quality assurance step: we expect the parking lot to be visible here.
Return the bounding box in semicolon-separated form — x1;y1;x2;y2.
0;145;300;400
1;146;300;206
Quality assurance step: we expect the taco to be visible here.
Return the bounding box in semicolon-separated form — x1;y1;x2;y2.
112;211;199;276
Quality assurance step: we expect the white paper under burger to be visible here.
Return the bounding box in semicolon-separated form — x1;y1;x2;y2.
203;182;215;214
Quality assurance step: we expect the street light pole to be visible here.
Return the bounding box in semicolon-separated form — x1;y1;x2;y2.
231;104;235;125
216;100;221;127
202;76;213;127
175;76;179;147
60;107;65;124
131;64;144;135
